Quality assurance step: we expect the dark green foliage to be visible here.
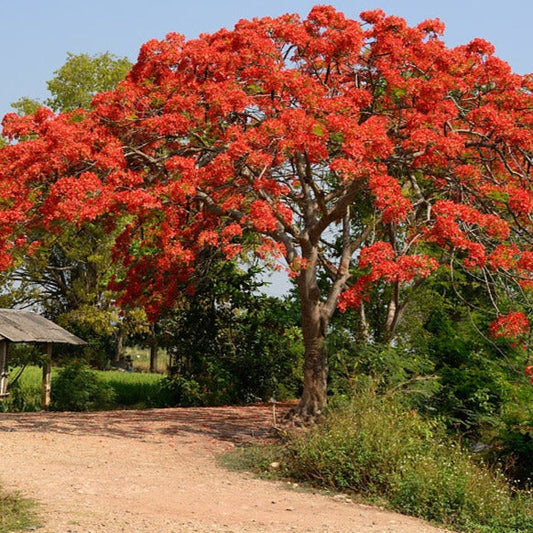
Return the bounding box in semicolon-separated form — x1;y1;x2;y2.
159;375;204;407
326;266;533;481
159;256;303;406
327;309;436;398
487;398;533;488
51;360;115;411
421;303;507;431
412;276;533;487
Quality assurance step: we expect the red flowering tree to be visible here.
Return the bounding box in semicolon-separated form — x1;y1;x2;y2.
1;6;533;420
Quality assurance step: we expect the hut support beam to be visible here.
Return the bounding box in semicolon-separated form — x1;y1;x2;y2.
0;340;8;398
41;342;52;410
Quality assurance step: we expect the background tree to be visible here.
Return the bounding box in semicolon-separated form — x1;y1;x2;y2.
46;52;132;112
10;97;41;117
158;251;302;406
2;52;140;366
11;52;132;114
1;7;532;420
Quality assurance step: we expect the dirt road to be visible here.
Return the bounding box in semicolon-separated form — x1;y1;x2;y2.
0;406;451;532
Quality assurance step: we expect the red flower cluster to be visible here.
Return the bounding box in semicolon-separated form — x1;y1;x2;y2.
338;242;438;311
489;312;530;339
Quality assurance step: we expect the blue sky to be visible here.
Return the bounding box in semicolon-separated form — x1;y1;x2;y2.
0;0;531;121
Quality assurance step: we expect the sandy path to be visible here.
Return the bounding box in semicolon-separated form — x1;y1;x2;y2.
0;406;451;532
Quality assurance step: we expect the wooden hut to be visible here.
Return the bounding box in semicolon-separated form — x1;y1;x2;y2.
0;309;85;409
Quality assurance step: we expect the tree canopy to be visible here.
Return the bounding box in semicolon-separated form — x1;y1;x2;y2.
1;6;532;418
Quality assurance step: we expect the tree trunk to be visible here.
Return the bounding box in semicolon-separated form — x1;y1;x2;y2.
149;324;158;373
297;327;328;422
292;257;331;424
115;328;124;363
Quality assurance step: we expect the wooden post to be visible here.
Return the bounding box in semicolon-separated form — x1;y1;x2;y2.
0;340;8;398
41;342;52;410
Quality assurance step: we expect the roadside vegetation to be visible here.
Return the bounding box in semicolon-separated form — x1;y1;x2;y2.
3;273;533;533
225;388;533;533
0;488;38;533
3;271;533;532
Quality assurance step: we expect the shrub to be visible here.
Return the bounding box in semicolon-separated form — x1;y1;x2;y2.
51;360;115;411
278;390;533;533
159;375;204;407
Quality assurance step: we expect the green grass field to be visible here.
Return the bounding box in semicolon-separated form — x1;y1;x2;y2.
97;369;163;408
4;364;165;412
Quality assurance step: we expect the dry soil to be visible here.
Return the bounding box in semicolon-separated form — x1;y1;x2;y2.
0;405;453;532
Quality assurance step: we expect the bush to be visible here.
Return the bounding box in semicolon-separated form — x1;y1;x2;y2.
159;375;204;407
277;390;533;533
51;360;115;411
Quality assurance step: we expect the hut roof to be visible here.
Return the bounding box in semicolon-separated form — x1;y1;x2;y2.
0;309;86;345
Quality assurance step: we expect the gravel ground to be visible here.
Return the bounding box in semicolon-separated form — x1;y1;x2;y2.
0;405;453;532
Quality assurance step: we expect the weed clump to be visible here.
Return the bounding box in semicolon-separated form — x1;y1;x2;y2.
0;488;39;532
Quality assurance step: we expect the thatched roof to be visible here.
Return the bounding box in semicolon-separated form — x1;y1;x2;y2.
0;309;86;345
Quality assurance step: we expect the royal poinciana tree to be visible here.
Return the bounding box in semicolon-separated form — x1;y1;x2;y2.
1;7;533;418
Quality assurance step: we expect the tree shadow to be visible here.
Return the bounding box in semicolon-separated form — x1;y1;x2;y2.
0;403;295;446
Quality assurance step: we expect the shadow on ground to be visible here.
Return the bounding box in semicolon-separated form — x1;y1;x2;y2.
0;403;295;445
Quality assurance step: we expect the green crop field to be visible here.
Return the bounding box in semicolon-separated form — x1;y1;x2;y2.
4;365;165;412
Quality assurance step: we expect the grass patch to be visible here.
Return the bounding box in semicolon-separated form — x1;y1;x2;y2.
219;443;285;479
4;366;48;412
97;370;163;408
0;488;39;532
223;391;533;533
